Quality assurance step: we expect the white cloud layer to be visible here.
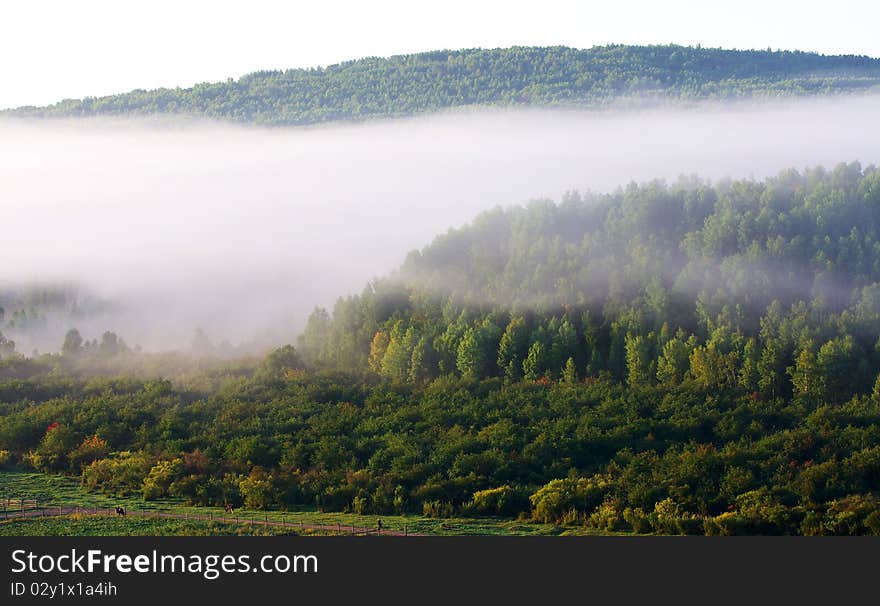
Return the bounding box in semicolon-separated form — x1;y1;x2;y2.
2;95;879;351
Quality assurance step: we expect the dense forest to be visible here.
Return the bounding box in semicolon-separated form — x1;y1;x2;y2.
299;162;880;392
7;45;880;125
2;163;880;534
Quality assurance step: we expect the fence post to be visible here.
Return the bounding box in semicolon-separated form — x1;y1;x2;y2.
404;524;407;537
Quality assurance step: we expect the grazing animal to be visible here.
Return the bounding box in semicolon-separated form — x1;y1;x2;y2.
224;503;235;514
115;506;126;517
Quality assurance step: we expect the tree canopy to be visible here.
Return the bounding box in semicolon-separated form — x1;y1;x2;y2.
300;162;880;404
8;45;880;125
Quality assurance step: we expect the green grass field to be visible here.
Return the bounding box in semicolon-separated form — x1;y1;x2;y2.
0;470;590;536
0;514;297;536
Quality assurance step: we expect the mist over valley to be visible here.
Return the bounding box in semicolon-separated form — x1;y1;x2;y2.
3;95;880;354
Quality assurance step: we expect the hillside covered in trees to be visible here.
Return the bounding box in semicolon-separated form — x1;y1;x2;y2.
300;162;880;399
3;163;880;534
7;45;880;125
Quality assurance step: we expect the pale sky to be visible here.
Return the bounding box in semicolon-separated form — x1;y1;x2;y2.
2;0;878;110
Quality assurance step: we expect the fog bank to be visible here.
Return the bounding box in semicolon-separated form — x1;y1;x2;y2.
2;96;879;352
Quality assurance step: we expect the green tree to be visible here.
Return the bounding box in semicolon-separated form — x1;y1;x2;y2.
606;323;627;380
739;337;761;391
585;348;603;377
562;357;578;384
625;334;655;387
297;307;331;363
30;425;78;472
61;329;83;356
381;321;414;382
872;373;880;402
497;316;529;381
788;346;822;399
523;341;547;381
368;331;390;373
550;319;579;376
263;345;304;378
656;335;690;385
456;327;490;379
816;336;858;402
434;318;467;374
142;458;184;500
409;335;436;383
690;340;738;390
238;468;276;510
758;340;787;398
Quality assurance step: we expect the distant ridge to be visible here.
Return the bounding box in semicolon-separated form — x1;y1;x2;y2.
7;45;880;126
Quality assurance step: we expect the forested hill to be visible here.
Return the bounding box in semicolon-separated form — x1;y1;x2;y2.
299;163;880;402
6;164;880;534
9;45;880;125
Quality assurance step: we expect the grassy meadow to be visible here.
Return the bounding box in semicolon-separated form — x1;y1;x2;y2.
0;470;594;536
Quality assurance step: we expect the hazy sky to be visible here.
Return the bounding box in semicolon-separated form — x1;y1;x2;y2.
3;0;878;110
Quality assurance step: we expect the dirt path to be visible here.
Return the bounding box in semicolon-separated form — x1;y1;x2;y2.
1;506;419;536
